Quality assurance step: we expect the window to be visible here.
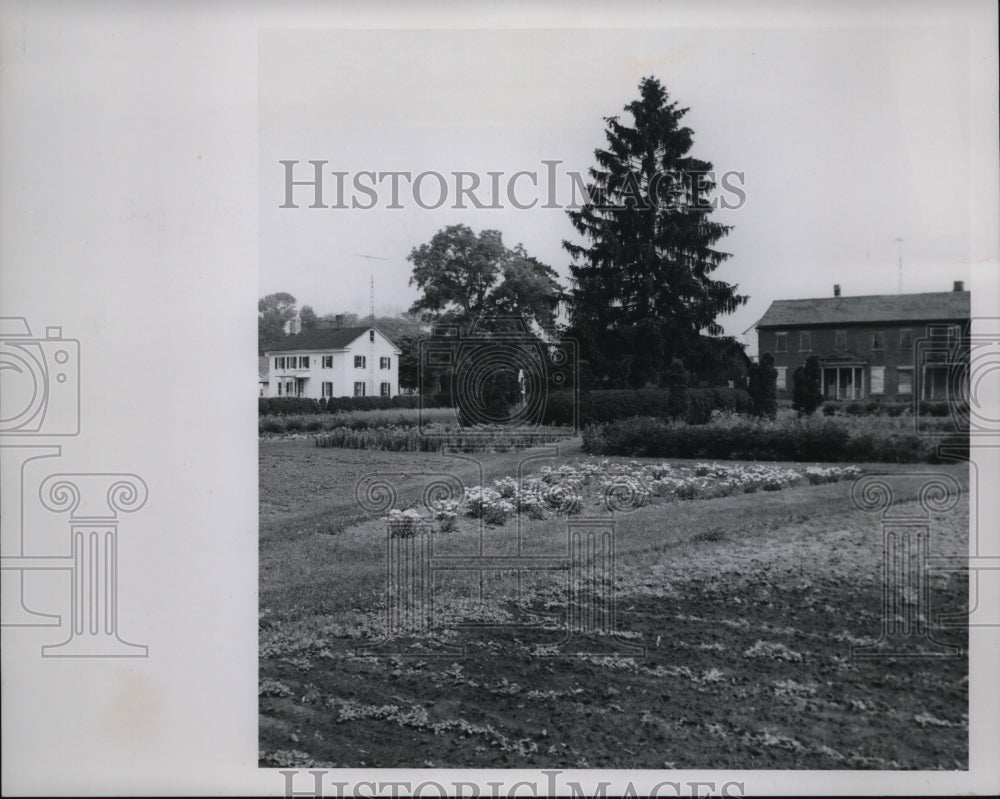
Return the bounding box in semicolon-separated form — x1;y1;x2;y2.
354;382;366;397
870;366;885;394
774;332;788;352
300;356;309;369
834;330;847;351
275;356;284;369
322;382;333;398
871;331;885;350
286;381;295;396
322;355;333;368
775;366;787;390
799;332;811;351
380;382;391;397
897;368;913;395
277;382;282;396
898;329;912;349
354;355;366;369
380;356;391;369
370;329;375;342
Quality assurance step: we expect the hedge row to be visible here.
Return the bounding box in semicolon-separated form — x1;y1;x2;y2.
258;394;452;415
582;416;968;463
541;387;752;426
260;387;753;423
822;400;963;418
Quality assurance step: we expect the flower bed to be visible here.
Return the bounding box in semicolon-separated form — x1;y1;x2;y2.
314;424;575;452
382;458;862;531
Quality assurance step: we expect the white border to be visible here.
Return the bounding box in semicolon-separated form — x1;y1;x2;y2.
1;1;997;795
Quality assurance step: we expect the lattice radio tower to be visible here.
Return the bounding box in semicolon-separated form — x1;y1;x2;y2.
355;253;387;396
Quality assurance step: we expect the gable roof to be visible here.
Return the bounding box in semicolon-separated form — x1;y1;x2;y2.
265;326;400;353
755;291;969;328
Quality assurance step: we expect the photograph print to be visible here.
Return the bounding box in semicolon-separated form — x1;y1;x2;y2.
258;24;986;772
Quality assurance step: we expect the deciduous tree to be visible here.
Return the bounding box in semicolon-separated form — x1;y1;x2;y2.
258;292;297;355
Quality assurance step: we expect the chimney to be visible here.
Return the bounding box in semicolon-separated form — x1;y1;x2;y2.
833;284;841;297
334;314;343;329
953;280;964;292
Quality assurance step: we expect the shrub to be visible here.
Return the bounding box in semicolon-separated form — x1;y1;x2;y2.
748;353;778;420
708;387;754;414
822;402;839;416
666;359;689;420
384;509;427;538
433;500;461;533
259;416;287;434
684;389;715;425
582;415;938;463
541;387;752;427
259;393;452;416
792;356;823;416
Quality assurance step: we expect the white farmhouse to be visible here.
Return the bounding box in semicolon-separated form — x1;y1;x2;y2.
264;325;401;399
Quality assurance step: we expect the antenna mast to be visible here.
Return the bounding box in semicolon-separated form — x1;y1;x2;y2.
354;254;388;398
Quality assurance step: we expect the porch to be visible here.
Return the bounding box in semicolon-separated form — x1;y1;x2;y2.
821;363;865;401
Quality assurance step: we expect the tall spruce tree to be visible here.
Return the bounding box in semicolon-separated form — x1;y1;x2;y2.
565;77;747;387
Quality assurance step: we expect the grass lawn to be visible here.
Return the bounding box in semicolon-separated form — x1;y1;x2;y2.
260;437;968;769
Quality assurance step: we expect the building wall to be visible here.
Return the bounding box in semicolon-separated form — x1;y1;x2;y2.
339;329;397;398
757;320;966;400
265;329;399;399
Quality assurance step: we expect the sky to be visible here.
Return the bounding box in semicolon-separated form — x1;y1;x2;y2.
259;24;983;354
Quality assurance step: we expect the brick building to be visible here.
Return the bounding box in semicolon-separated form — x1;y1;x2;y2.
754;282;969;402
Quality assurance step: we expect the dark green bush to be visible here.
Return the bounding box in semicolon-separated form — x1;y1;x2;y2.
666;359;689;420
542;387;752;427
259;416;287;434
748;353;778;419
684;389;715;425
792;356;823;416
708;386;754;414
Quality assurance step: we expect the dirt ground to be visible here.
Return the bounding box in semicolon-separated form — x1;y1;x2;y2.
260;440;969;769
